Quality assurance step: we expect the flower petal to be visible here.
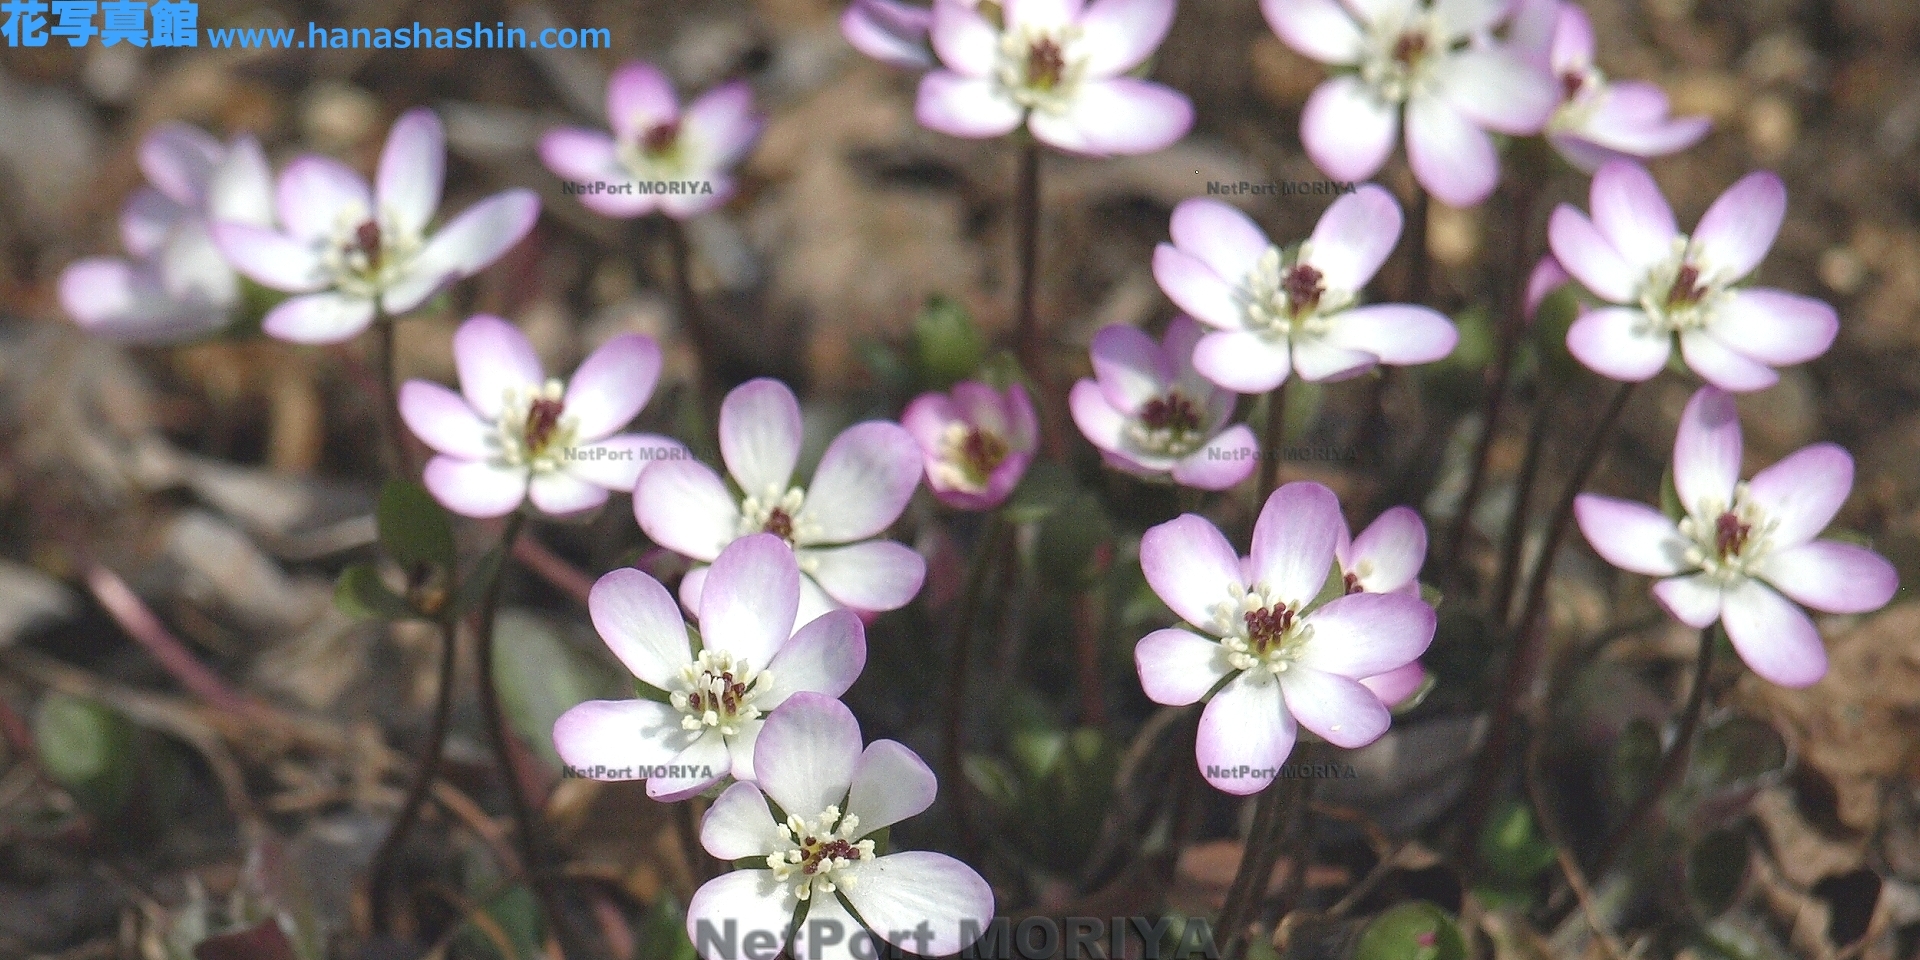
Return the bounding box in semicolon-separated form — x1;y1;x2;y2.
1172;425;1260;491
377;108;446;240
1193;330;1292;392
1250;482;1344;606
588;567;693;690
1587;160;1679;275
1547;206;1639;304
647;729;731;801
1322;304;1458;366
1358;662;1428;708
1301;77;1399;182
847;740;937;833
1745;443;1852;548
1757;541;1897;615
1196;675;1297;795
1069;378;1129;453
1153;244;1245;332
701;781;783;859
529;471;609;517
1705;289;1837;367
680;81;764;172
454;314;544;420
386;189;540;312
539;128;624;186
1405;96;1499;208
1680;329;1779;393
796;422;923;543
421;456;528;518
1169;198;1271;288
210;222;327;292
839;852;997;957
1076;0;1175;76
763;609;866;705
1261;0;1365;64
208;136;276;228
1673;385;1742;513
1434;48;1555;135
551;698;690;779
1347;506;1428;593
699;534;801;668
1305;185;1402;293
398;380;492;459
687;870;795;958
277;155;371;242
1142;514;1245;628
1136;628;1231;705
931;0;1000;76
565;433;687;492
1720;578;1826;688
1279;666;1392;748
1652;573;1724;628
140;123;223;206
916;71;1026;139
607;61;680;143
260;292;377;344
1566;306;1670;381
1291;338;1378;382
1296;591;1435;677
721;378;804;498
1005;0;1084;32
1090;323;1174;412
845;0;937;69
753;692;863;818
803;541;927;613
1573;494;1688;576
565;333;661;440
635;460;742;562
1692;170;1785;283
1027;77;1193;156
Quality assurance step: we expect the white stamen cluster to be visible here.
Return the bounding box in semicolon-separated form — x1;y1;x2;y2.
996;27;1086;114
1241;245;1353;341
669;649;773;736
321;207;422;297
1209;582;1314;678
1123;394;1209;458
765;804;876;902
493;379;578;471
734;485;819;547
1634;236;1730;336
933;422;1005;494
1358;12;1448;105
1677;483;1777;584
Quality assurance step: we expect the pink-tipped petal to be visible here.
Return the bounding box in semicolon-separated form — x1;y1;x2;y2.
1296;591;1435;678
1172;425;1260;491
1565;306;1671;381
1290;338;1378;382
1359;662;1428;708
1197;676;1296;796
916;71;1026;139
529;471;610;517
588;567;692;690
566;433;686;492
1142;514;1245;628
261;292;377;344
377;108;446;239
847;740;938;833
1136;628;1232;705
1758;542;1897;615
1169;198;1271;287
634;460;742;561
796;422;923;543
1027;77;1193;156
1525;255;1571;322
753;692;863;817
1434;0;1511;37
1692;171;1786;282
1324;304;1458;366
1004;0;1084;31
1673;386;1743;511
1306;185;1402;292
1706;289;1837;367
1720;579;1826;688
1250;482;1345;606
931;0;1001;75
538;128;628;189
1745;444;1852;548
1547;206;1640;304
1069;379;1129;453
720;378;804;498
1193;330;1293;392
1280;666;1392;748
607;62;680;143
208;136;275;227
398;380;492;459
386;189;539;313
552;699;688;779
839;853;997;957
764;609;867;705
845;0;937;69
1153;244;1245;332
1435;48;1556;135
681;81;764;172
276;156;371;242
1090;323;1176;412
1405;96;1499;208
454;314;544;419
803;541;927;613
1588;160;1679;274
139;123;223;206
701;781;783;859
1573;494;1688;576
565;334;661;440
686;870;793;957
1652;573;1724;628
1076;0;1176;77
421;455;528;518
210;222;327;292
1680;330;1780;393
1261;0;1365;64
699;534;801;668
1301;77;1399;182
646;730;731;802
1347;506;1428;593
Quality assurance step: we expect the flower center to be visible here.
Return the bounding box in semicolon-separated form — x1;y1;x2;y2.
1125;391;1209;458
1027;37;1066;89
1211;584;1313;678
767;805;876;902
1676;484;1776;583
324;209;421;296
1243;246;1353;341
1343;571;1364;595
642;120;680;156
1636;237;1729;335
670;650;771;736
355;220;383;269
1360;12;1448;104
737;486;819;553
998;27;1084;112
494;379;578;471
934;423;1011;493
763;507;795;541
1560;70;1587;100
616;121;688;180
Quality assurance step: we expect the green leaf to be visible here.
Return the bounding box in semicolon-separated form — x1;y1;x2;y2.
635;896;700;960
1691;715;1788;790
911;294;986;390
1354;902;1467;960
1611;718;1663;809
1390;671;1438;716
854;336;913;392
491;611;629;772
376;481;455;572
1004;460;1079;524
33;693;137;817
333;565;413;621
962;754;1019;813
453;883;543;960
1034;494;1113;589
1476;801;1558;883
1688;827;1749;918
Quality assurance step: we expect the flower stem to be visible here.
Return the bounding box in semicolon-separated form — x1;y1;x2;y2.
1458;380;1635;860
1215;775;1291;956
1489;380;1561;626
943;511;1012;857
366;614;460;933
677;795;721;888
471;512;576;956
1070;590;1106;728
1592;624;1717;880
1014;140;1043;385
1258;379;1289;498
659;216;722;411
1404;183;1431;307
370;311;411;479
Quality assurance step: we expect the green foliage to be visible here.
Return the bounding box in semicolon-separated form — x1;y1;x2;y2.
333;564;413;621
911;294;986;390
33;692;137;818
634;896;700;960
1530;285;1581;383
1035;494;1114;589
491;610;629;772
377;480;456;571
453;883;543;960
1610;718;1663;809
1477;801;1559;885
1004;460;1079;525
1353;902;1466;960
1688;828;1750;918
964;704;1118;874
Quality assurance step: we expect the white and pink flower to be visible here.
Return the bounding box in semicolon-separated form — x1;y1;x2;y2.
1333;506;1435;708
399;315;683;518
1548;161;1837;391
552;537;867;802
1135;482;1437;794
916;0;1193;156
1511;0;1709;171
842;0;943;69
212;109;539;344
539;62;764;220
61;124;274;344
1574;387;1897;688
903;381;1038;511
1261;0;1556;206
1152;191;1459;392
635;379;927;625
688;693;994;960
1069;317;1259;490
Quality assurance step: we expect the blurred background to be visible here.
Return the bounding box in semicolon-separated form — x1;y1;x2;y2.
2;0;1920;957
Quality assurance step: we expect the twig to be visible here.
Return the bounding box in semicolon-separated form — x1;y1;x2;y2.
368;615;462;934
943;512;1011;858
82;563;263;719
1489;380;1561;625
511;536;596;607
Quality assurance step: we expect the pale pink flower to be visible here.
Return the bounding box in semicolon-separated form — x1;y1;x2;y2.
842;0;942;69
902;381;1038;511
1069;317;1259;491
